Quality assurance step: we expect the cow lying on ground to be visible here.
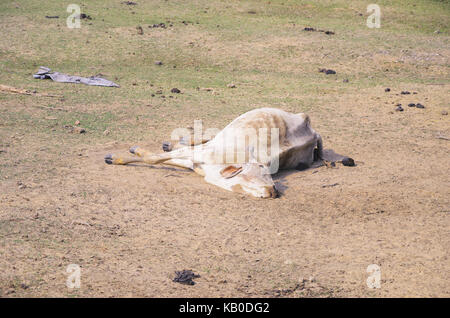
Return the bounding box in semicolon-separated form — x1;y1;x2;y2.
105;108;354;198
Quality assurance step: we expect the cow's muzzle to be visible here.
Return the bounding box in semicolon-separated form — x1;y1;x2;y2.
265;185;279;198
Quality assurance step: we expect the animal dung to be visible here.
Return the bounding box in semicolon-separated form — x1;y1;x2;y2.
78;13;92;20
342;157;355;167
173;270;200;285
303;27;335;35
407;103;425;108
319;68;336;75
170;88;181;93
149;23;167;29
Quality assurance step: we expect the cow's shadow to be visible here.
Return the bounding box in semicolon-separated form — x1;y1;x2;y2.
272;149;354;197
272;161;323;196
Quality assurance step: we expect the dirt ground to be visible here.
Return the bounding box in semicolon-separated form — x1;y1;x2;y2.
0;0;449;297
1;86;449;297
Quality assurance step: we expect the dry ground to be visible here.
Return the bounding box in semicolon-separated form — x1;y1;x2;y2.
0;0;449;297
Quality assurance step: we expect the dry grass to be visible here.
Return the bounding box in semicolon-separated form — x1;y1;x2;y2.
0;0;449;297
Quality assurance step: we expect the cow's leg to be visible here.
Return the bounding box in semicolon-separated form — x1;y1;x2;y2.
162;136;211;152
104;147;174;166
130;146;206;174
105;143;207;167
104;153;143;165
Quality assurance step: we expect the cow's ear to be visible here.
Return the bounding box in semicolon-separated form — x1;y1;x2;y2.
220;165;243;179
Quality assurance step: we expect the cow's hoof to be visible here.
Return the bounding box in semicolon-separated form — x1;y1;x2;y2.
129;146;139;154
179;136;189;146
104;154;114;164
162;141;172;152
342;157;355;167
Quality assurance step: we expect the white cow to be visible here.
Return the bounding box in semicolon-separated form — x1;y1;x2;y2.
105;108;353;198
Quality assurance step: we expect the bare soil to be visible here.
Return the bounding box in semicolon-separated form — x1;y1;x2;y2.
1;84;449;297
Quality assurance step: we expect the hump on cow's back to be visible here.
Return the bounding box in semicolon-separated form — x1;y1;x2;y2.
295;112;310;126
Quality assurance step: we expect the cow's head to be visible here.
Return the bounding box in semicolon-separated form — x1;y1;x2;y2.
219;149;278;198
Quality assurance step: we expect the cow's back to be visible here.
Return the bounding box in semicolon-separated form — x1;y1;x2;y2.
208;108;318;169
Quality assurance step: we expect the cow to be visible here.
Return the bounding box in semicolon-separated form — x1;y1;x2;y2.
104;108;353;198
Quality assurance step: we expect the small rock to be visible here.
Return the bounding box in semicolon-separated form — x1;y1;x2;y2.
170;88;181;93
103;129;110;135
227;83;236;88
155;90;163;94
154;61;163;65
401;91;410;95
434;30;441;34
395;106;404;112
74;120;80;126
304;27;315;31
343;79;349;83
415;103;425;109
408;103;416;107
441;110;448;115
136;26;143;35
385;88;391;92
